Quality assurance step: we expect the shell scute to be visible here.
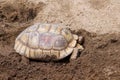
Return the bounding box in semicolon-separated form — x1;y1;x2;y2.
28;32;39;49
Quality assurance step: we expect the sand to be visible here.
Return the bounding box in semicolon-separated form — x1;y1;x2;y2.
0;0;120;80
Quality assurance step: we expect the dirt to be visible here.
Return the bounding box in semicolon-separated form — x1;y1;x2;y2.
0;0;120;80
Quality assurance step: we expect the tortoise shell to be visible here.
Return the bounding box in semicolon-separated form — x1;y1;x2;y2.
14;23;82;61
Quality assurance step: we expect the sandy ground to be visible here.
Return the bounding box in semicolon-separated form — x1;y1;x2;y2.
0;0;120;80
33;0;120;34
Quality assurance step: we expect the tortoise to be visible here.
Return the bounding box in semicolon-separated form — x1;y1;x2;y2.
14;23;84;61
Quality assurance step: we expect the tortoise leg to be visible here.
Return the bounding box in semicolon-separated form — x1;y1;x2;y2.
76;44;84;52
70;48;78;60
70;44;84;60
